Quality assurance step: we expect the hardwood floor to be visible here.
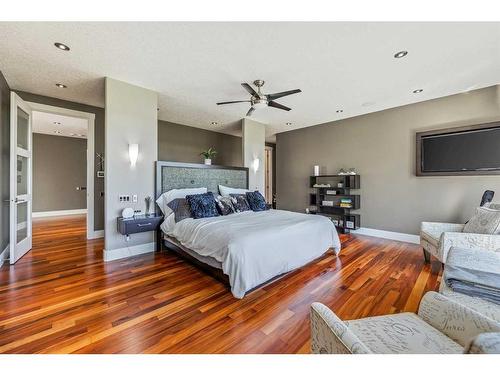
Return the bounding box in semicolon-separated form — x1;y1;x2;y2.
0;215;442;353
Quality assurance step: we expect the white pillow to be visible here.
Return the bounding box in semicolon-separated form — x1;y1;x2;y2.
156;187;208;216
463;206;500;234
218;184;250;197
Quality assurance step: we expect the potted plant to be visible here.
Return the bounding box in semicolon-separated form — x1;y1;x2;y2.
200;147;217;165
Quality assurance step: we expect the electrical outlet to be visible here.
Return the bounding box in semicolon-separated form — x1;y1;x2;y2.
119;195;131;202
132;194;138;203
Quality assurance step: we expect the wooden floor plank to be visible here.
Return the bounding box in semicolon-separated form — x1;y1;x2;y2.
0;215;441;353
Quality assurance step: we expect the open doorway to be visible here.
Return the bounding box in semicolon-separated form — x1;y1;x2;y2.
264;145;274;206
28;102;97;241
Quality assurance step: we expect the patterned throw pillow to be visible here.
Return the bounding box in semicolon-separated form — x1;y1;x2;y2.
463;206;500;234
185;192;220;219
230;194;251;212
215;196;235;216
167;198;192;223
246;191;268;212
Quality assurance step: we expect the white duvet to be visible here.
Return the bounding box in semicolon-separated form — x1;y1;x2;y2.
162;209;341;298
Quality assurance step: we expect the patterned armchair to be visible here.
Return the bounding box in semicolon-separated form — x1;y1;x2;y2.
420;221;500;264
310;291;500;354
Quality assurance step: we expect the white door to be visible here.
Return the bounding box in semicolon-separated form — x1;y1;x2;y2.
9;93;32;264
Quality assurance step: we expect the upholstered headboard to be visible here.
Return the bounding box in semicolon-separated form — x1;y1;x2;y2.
155;161;249;199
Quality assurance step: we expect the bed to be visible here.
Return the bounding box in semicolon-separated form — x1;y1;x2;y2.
155;161;341;298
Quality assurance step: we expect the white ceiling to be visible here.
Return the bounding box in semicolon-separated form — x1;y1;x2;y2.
1;22;499;141
32;111;88;139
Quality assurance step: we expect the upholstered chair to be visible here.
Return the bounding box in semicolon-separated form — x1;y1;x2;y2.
310;291;500;354
420;221;500;264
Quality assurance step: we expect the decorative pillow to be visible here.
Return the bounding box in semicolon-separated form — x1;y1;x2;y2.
219;184;251;197
215;196;235;216
230;194;251;212
463;206;500;234
167;198;192;223
246;191;268;212
156;187;207;216
186;192;220;219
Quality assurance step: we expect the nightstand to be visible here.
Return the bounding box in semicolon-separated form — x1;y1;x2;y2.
117;214;163;236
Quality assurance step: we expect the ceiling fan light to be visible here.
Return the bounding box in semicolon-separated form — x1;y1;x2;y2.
252;101;267;109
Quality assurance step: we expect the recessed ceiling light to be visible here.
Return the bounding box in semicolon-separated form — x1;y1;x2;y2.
211;121;218;126
336;110;343;113
286;122;292;126
394;51;408;59
413;89;423;93
53;121;61;125
54;42;70;51
53;130;61;134
70;133;76;136
55;83;67;88
78;134;85;137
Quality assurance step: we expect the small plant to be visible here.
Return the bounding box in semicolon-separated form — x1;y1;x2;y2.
200;147;217;160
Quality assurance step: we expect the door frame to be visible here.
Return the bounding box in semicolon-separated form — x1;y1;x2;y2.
264;145;273;204
27;102;101;240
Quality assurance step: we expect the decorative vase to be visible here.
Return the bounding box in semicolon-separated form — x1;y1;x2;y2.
145;196;152;216
204;158;212;165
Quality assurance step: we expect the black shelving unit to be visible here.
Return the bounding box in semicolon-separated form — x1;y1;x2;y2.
309;174;360;234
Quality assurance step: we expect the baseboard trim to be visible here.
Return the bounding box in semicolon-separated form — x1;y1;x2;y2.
103;241;155;262
33;209;87;218
88;230;104;240
0;244;9;267
353;227;420;244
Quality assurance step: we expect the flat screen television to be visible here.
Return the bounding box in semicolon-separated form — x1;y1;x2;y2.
416;122;500;176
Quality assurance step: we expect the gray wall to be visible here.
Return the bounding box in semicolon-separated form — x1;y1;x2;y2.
158;120;242;166
104;78;157;256
33;133;87;212
16;91;105;230
277;85;500;235
0;71;10;252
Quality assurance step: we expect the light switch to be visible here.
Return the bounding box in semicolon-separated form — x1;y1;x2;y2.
132;194;138;203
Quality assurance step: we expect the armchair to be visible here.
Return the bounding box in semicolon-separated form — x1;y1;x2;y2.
420;221;500;263
310;291;500;354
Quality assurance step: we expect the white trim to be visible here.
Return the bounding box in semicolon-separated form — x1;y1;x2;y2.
26;101;100;240
33;209;87;218
88;230;104;239
0;244;9;267
353;227;420;244
103;241;155;262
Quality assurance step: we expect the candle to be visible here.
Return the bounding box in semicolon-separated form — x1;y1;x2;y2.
314;165;320;176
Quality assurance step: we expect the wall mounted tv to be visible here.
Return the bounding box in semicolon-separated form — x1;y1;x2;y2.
416;122;500;176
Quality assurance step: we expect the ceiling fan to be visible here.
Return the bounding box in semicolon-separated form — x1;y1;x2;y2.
217;80;302;117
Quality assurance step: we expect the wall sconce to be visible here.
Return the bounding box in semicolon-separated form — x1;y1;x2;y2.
252;157;260;173
129;143;139;167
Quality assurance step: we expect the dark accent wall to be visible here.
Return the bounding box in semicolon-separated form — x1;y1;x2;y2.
276;85;500;235
33;134;87;212
0;72;10;252
158;120;242;166
15;91;105;231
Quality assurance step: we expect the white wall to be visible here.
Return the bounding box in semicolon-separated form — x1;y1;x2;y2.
104;78;158;261
242;118;265;193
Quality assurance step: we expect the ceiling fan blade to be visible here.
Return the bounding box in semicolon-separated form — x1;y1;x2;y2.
267;89;302;101
246;107;255;117
216;100;251;105
268;101;291;111
241;83;259;97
